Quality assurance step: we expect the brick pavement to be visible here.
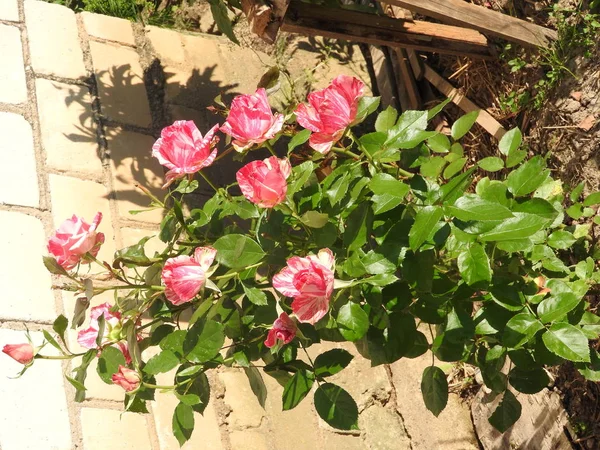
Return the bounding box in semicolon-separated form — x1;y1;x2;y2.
0;2;478;449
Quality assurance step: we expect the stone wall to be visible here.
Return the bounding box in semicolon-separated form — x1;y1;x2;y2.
0;1;478;448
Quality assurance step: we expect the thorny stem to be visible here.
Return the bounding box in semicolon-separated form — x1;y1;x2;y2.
199;171;219;193
135;183;165;208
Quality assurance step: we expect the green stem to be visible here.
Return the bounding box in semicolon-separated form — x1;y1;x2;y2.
199;171;219;193
35;353;83;360
135;183;165;208
214;146;235;162
332;147;361;159
213;262;263;281
264;140;277;157
142;382;178;390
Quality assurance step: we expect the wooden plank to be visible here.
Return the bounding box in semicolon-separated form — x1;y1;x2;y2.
240;0;290;43
282;0;493;59
423;63;506;140
394;48;421;110
387;0;557;48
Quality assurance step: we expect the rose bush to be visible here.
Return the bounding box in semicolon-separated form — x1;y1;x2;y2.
6;74;600;444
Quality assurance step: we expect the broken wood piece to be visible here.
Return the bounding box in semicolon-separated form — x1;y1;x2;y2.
281;0;493;59
387;0;557;48
423;63;506;140
241;0;291;43
394;48;422;110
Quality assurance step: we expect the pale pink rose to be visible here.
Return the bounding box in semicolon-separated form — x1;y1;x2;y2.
162;247;217;306
264;312;297;348
220;88;284;152
2;343;34;365
112;365;141;392
272;249;335;324
236;156;291;208
152;121;219;188
77;303;122;349
47;213;105;270
295;75;365;154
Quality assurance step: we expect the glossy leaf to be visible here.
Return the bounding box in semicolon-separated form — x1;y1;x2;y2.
537;292;580;323
421;366;448;417
282;370;315;410
542;323;590;362
503;312;544;348
183;320;225;363
213;234;265;269
143;350;180;375
172;402;195;447
498;128;522;156
488;390;522;433
409;206;444;250
314;383;359;430
337;302;369;341
506;156;550;197
478;157;504;172
314;349;354;377
97;346;127;384
451;111;479;140
457;243;491;285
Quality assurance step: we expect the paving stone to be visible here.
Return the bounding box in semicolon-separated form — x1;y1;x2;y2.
263;372;320;450
153;372;224;450
309;341;391;412
35;78;102;175
219;369;266;429
80;407;152;450
169;104;212;131
49;174;116;263
0;211;56;321
105;127;164;224
81;11;135;46
121;227;164;256
360;405;411;450
229;430;270;450
147;26;185;64
24;0;86;79
0;0;19;21
89;41;152;128
320;430;366;450
0;24;27;104
0;112;39;207
0;329;72;450
390;354;479;450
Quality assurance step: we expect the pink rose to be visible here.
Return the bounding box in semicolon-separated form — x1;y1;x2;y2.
2;343;34;365
152;120;219;188
220;88;284;151
236;156;291;208
162;247;217;306
77;303;122;349
295;75;365;154
47;213;105;270
264;312;297;348
272;249;335;324
112;365;141;392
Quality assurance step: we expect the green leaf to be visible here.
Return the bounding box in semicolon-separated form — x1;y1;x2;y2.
174;179;199;194
355;96;381;123
512;198;558;221
301;211;329;229
498;128;522;156
457;243;491;286
213;234;265;269
53;315;68;343
583;191;600;206
97;346;127;384
439;167;476;205
43;256;68;276
66;375;87;392
375;106;398;132
288;161;314;196
443;157;466;179
282;370;315;410
176;369;210;414
421;366;448;417
326;172;350;206
505;149;527;168
362;250;396;275
314;349;354;377
503;312;544;348
337;302;369;341
343;203;372;251
488;390;522;433
506;156;550;197
183;320;225;363
542;323;590;362
451;110;479;140
478;156;504;172
159;214;178;243
207;0;238;43
479;213;549;241
42;330;62;353
509;367;549;394
314;383;359;430
427;133;451;153
160;330;187;356
242;284;268;306
143;350;180;376
409;206;444;250
577;350;600;381
172;402;195;447
243;366;267;408
72;349;95;402
537;293;580;323
570;182;585;202
447;194;514;221
369;173;409;214
420;156;446;179
547;231;576;250
288;129;311;152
